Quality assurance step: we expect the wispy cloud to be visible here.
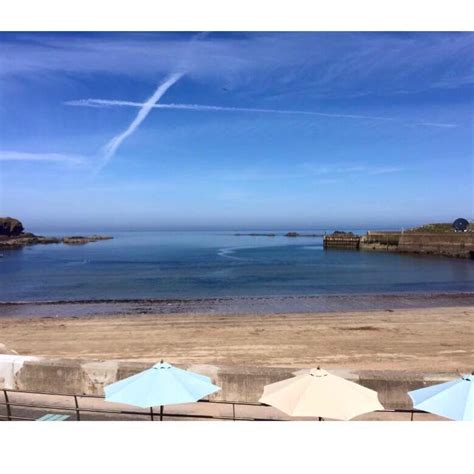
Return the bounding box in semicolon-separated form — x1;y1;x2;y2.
0;150;86;164
99;73;183;170
65;99;457;128
414;122;458;129
212;164;403;183
303;163;403;177
367;166;403;175
2;33;472;98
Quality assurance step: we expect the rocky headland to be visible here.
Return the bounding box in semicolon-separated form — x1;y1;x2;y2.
0;217;112;249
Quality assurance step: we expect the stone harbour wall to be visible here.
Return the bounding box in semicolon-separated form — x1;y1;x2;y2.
398;233;474;259
360;232;474;258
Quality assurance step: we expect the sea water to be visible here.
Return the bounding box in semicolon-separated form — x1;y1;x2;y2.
0;231;473;302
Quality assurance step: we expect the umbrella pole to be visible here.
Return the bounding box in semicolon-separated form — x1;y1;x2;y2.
160;405;164;421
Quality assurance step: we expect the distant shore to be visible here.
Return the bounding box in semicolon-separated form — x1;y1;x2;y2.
1;291;473;318
233;231;325;237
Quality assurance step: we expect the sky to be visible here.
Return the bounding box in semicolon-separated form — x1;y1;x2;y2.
0;32;473;231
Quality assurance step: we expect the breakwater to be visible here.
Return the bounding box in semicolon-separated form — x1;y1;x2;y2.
361;232;474;258
397;232;474;258
323;232;360;249
325;231;474;258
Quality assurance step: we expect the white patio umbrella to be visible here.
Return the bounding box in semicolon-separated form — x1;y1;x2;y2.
259;367;384;420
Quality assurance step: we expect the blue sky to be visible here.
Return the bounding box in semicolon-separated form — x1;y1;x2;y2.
0;32;472;231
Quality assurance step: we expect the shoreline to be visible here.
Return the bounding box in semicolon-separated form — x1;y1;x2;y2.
1;291;474;318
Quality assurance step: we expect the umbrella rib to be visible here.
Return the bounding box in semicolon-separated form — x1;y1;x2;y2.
169;372;200;401
170;370;219;400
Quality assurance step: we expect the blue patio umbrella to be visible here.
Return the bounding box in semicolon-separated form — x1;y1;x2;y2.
408;374;473;421
104;361;221;420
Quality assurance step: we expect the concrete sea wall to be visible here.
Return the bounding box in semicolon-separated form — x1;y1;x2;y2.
0;355;457;410
398;233;474;259
360;232;474;258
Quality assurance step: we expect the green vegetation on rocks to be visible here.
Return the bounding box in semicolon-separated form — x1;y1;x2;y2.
407;222;473;233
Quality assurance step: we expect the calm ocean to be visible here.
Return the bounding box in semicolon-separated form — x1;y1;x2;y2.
1;230;473;302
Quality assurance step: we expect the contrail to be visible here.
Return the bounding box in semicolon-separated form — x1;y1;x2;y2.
66;98;457;128
95;33;208;172
0;150;85;164
98;72;183;170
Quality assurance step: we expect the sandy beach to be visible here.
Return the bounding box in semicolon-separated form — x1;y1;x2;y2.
2;306;473;371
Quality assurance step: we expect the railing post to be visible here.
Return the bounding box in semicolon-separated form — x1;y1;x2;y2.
160;405;163;421
232;403;236;421
73;395;81;421
3;390;12;421
150;407;154;421
410;411;414;421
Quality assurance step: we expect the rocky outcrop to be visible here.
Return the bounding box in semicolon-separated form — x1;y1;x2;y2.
234;233;277;237
0;217;24;236
0;234;113;249
234;232;324;237
0;217;112;249
62;235;113;245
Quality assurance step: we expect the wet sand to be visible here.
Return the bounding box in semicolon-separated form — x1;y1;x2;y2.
1;292;474;317
1;306;473;371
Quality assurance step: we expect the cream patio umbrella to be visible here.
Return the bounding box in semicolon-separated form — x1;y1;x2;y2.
259;367;384;420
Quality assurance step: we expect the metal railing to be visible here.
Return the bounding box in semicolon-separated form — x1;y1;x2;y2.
0;388;279;421
0;388;424;421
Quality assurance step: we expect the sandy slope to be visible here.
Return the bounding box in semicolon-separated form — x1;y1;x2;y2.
1;306;473;370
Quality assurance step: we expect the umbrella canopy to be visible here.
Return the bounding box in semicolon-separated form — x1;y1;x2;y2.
408;374;473;421
104;362;221;408
259;367;384;420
